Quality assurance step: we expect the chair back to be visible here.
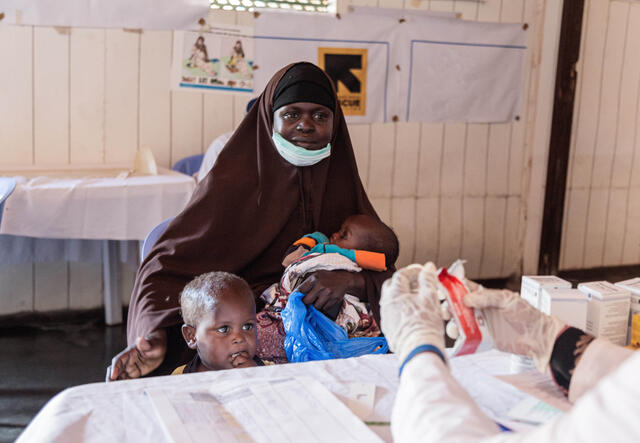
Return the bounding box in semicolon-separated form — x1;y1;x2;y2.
0;177;17;227
172;154;204;177
140;217;174;262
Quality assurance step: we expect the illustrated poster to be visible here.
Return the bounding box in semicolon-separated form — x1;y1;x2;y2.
172;26;254;94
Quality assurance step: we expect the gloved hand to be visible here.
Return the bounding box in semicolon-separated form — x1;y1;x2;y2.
380;262;445;365
464;288;566;372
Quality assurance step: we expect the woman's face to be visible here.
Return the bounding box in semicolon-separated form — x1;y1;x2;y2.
273;102;334;150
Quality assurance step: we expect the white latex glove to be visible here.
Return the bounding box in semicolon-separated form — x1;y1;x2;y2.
380;262;445;365
464;288;566;372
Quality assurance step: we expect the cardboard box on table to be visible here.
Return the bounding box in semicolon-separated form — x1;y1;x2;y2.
520;276;572;309
513;276;572;372
578;281;630;346
614;278;640;346
539;288;588;331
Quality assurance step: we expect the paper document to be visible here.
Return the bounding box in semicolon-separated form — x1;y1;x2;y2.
506;397;562;425
497;370;571;412
347;383;376;420
147;377;382;443
450;355;564;431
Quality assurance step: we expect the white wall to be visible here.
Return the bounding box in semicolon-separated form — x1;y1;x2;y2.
0;0;552;315
560;0;640;270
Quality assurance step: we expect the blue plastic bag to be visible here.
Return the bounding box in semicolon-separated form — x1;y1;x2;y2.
281;291;389;362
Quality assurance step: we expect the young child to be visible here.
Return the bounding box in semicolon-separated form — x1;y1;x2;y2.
173;271;262;374
282;214;399;271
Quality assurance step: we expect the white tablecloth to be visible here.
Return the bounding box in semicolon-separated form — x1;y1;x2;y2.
0;168;195;241
17;351;534;443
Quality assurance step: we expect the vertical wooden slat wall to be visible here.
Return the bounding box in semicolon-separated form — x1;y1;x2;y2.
560;0;640;270
0;0;539;315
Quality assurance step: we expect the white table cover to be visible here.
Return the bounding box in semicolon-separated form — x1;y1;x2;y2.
18;352;523;443
0;168;195;241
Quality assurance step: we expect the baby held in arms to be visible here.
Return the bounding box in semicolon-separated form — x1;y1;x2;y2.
173;271;265;374
283;214;399;272
256;215;399;361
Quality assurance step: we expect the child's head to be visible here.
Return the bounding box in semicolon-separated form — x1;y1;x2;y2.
180;271;257;371
329;214;399;268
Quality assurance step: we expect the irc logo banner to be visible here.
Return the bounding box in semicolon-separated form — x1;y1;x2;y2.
318;48;368;116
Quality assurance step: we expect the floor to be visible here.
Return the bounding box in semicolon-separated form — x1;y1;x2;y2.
0;314;127;442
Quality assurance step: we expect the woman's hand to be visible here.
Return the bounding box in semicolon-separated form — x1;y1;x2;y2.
107;329;167;381
295;270;365;312
464;288;566;372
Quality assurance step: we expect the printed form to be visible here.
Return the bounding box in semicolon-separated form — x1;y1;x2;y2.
147;377;382;443
450;354;567;431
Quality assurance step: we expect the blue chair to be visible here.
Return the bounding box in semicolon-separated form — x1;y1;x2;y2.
140;217;174;261
0;177;17;227
172;154;204;177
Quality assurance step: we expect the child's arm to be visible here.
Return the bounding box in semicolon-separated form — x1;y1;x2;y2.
282;232;329;267
310;244;387;272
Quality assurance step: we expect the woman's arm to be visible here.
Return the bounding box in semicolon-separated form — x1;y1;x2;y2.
386;267;640;442
566;337;634;402
295;266;393;321
394;347;640;443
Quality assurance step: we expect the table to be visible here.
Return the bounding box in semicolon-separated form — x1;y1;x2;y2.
0;166;196;324
16;351;569;443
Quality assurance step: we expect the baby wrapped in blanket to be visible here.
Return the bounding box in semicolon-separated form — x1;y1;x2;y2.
256;215;398;362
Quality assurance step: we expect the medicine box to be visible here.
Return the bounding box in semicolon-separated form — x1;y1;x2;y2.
521;276;572;309
539;288;588;330
578;281;631;346
614;278;640;345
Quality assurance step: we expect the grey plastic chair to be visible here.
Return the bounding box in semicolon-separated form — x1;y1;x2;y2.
140;217;174;262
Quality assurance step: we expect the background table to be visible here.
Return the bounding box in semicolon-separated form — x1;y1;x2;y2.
0;166;196;324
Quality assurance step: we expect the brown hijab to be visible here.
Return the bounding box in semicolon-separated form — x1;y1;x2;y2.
127;62;392;373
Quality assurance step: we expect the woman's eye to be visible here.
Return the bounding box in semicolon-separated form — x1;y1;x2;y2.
284;112;298;119
242;323;254;331
217;326;229;333
314;113;328;121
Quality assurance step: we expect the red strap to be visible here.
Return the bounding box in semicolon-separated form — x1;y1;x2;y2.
438;268;482;355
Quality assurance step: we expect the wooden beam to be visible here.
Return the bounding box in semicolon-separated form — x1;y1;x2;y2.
538;0;586;274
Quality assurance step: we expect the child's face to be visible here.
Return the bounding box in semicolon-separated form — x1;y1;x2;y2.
329;215;371;250
188;289;257;370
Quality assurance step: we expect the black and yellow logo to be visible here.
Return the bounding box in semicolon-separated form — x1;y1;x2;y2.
318;48;367;116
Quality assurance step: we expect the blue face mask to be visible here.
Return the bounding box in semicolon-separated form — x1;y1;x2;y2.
271;132;331;167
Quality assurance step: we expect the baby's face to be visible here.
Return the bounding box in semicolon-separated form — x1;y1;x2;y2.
329;215;370;250
194;289;257;370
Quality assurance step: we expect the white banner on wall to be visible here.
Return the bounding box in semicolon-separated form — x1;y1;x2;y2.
254;11;396;124
400;17;527;123
254;9;527;123
171;26;255;94
2;0;210;29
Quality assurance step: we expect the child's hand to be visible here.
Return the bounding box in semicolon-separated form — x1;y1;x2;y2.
282;244;308;267
231;351;256;368
106;329;167;381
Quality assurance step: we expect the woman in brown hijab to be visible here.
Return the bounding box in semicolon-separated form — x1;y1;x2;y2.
109;62;394;380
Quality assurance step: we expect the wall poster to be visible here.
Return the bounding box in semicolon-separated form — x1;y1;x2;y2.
171;25;254;94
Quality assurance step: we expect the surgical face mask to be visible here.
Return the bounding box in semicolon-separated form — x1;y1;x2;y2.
271;132;331;167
